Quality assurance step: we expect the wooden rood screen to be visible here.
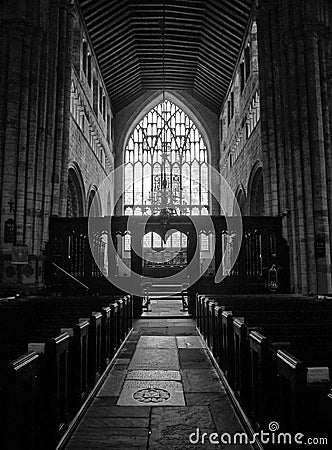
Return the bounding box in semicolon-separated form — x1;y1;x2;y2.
47;216;290;294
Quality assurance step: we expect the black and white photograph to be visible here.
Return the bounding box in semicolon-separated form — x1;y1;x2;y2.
0;0;331;449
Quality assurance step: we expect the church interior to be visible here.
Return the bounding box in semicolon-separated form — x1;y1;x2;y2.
0;0;332;448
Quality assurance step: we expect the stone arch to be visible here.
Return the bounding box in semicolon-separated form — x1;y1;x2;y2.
67;164;85;217
121;94;213;216
118;91;214;163
234;185;246;215
114;90;219;215
247;163;264;216
87;186;102;217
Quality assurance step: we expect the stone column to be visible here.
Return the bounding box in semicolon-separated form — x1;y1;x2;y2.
257;0;332;294
0;0;74;292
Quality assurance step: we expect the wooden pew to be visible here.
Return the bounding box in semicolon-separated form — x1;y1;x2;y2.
31;308;102;392
30;332;70;448
1;352;39;450
196;293;320;343
0;293;133;449
61;320;89;413
249;328;332;430
196;293;332;438
221;307;332;387
0;328;70;450
277;349;331;435
27;294;132;355
0;304;92;417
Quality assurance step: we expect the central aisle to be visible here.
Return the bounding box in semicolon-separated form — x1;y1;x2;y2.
65;318;253;449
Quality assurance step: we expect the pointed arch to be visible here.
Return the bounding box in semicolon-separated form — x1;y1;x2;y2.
87;186;102;217
67;163;85;217
119;91;213;163
123;98;209;215
248;163;264;216
234;184;246;215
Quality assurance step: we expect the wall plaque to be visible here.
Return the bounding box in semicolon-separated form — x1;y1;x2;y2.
12;245;29;264
315;238;325;258
4;218;16;243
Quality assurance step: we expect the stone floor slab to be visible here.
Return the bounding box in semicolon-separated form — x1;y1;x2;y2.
179;348;214;369
88;396;119;408
127;370;181;381
148;406;222;449
81;416;149;428
136;336;177;348
176;336;204;348
139;328;169;336
185;392;227;406
97;370;127;397
182;369;222;393
114;358;131;366
117;380;185;406
166;326;197;336
129;348;179;370
86;401;151;418
67;427;149;449
210;397;253;443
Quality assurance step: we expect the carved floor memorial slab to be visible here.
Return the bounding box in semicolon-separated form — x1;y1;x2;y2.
127;370;181;381
117;380;185;406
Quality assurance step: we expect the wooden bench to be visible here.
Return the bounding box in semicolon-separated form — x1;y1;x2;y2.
0;293;133;449
249;326;332;426
0;328;70;449
277;348;331;434
0;352;39;450
196;293;332;438
219;305;332;385
27;294;132;350
196;293;320;344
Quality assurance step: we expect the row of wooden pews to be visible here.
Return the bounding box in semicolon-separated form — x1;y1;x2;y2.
0;294;133;450
196;294;332;439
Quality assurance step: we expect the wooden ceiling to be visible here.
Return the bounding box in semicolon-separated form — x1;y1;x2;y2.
78;0;253;113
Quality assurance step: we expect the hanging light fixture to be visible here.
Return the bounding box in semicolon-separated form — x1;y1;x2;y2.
146;2;181;216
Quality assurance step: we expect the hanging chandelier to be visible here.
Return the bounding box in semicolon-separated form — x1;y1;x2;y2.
145;3;182;217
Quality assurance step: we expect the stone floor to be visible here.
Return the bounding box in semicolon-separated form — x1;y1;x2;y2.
65;318;253;449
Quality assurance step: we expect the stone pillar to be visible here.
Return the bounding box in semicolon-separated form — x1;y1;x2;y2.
0;0;74;292
257;0;332;294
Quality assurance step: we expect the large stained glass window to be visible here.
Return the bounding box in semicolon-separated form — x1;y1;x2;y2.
124;100;209;215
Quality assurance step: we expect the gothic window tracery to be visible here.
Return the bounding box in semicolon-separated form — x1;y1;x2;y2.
124;100;209;216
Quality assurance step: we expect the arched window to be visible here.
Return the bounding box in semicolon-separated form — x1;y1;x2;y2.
235;187;246;215
124;100;209;215
249;167;264;216
88;189;101;217
67;167;84;217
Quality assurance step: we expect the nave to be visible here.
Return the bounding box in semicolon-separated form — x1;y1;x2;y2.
0;292;331;449
64;317;252;450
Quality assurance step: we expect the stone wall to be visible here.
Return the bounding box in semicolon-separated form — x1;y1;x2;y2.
0;0;74;290
257;0;332;293
68;10;114;217
219;17;262;214
0;0;115;291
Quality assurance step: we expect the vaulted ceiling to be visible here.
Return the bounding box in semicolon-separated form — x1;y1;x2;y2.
78;0;253;113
